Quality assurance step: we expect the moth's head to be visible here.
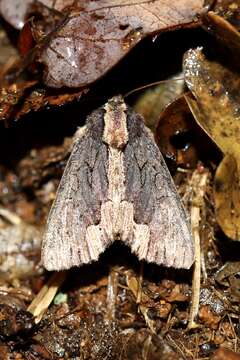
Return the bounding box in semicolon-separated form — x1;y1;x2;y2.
102;95;128;149
107;95;125;108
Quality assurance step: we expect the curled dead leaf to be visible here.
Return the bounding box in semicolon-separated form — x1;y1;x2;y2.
155;95;216;169
210;0;240;32
183;48;240;240
214;154;240;240
202;11;240;55
133;74;185;131
184;48;240;157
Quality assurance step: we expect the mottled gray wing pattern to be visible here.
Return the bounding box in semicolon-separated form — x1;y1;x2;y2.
124;111;194;269
42;124;109;271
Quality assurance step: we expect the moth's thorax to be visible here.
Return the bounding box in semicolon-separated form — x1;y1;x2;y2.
103;97;128;237
103;96;128;149
107;147;126;236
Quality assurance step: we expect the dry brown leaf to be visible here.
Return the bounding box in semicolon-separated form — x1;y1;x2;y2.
184;48;240;158
0;81;87;122
198;305;221;329
133;74;185;131
183;48;240;240
214;154;240;240
211;348;240;360
202;11;240;54
37;0;204;88
155;95;215;169
216;261;240;286
211;0;240;32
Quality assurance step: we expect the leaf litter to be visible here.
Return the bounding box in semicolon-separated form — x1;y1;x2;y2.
183;47;240;241
0;0;240;359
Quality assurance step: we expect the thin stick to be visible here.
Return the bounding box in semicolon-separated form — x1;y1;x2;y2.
28;271;67;323
136;261;144;304
0;208;22;225
188;168;209;330
201;252;208;282
107;267;119;321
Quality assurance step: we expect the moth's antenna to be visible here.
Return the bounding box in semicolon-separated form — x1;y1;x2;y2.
123;78;184;99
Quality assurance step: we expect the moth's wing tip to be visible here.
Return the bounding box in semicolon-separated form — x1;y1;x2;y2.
172;258;194;270
41;256;62;272
163;219;195;270
41;248;76;271
136;250;194;270
41;228;108;271
140;239;194;270
171;245;195;270
42;258;78;271
184;253;195;270
130;239;194;270
41;250;103;271
41;253;82;271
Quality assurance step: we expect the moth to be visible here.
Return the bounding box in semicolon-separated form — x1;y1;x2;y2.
42;96;194;271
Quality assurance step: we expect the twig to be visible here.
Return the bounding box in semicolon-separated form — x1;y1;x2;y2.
136;261;144;304
0;208;22;225
28;271;67;323
201;252;208;282
188;167;209;330
107;266;119;321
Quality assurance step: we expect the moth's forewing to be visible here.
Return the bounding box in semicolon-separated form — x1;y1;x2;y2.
124;109;194;269
42;110;110;271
